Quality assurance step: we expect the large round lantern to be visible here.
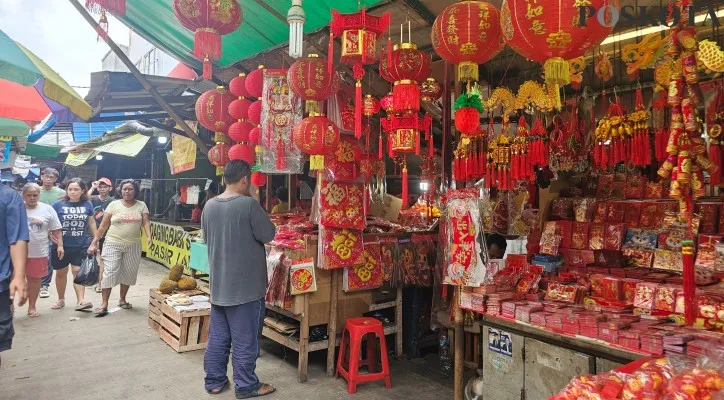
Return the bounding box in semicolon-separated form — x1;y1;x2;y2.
172;0;243;80
431;1;504;82
229;72;249;98
501;0;614;106
228;120;254;143
245;66;265;98
228;143;255;165
251;171;267;187
379;43;432;84
228;98;252;120
421;78;442;103
287;54;339;114
196;86;235;138
208;142;230;176
293;113;340;170
247;100;262;126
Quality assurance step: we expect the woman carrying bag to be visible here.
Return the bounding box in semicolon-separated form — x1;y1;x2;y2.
91;180;151;317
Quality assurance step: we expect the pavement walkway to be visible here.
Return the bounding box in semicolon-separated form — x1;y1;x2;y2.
0;259;453;400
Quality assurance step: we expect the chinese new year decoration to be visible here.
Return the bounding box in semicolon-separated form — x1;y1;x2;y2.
707;85;723;185
287;54;339;114
500;0;614;108
195;86;235;142
85;0;125;16
453;92;483;135
293;113;340;170
381;114;432;208
208;142;230;176
431;0;504;82
420;78;442;103
172;0;243;80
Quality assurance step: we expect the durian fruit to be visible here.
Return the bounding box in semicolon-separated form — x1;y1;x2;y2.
168;264;183;281
158;279;178;294
177;276;198;290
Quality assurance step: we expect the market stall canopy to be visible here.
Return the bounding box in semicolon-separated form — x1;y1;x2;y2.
85;71;216;121
114;0;385;70
0;29;93;123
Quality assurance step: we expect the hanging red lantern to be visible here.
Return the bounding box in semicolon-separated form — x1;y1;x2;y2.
196;86;235;134
362;95;380;117
287;54;339;114
85;0;126;16
392;80;421;115
382;114;431;209
247;100;262;126
501;0;614;107
228;98;252;120
293;113;340;170
228;143;255;165
330;9;391;67
251;171;267;186
172;0;242;80
248;126;262;146
379;43;431;84
245;66;265;98
431;1;504;81
208;142;231;175
228;120;254;143
229;72;249;98
420;78;442;103
380;93;394;113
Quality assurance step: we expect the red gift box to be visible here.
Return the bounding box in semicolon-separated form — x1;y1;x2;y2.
625;175;645;199
571;222;589;250
695;202;720;234
624;202;642;228
604;223;625;250
606;201;626;223
589;223;605;250
644;181;664;199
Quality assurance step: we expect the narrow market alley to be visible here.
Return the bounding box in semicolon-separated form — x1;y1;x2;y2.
0;260;452;400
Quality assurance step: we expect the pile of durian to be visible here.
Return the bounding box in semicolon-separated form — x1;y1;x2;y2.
158;264;197;294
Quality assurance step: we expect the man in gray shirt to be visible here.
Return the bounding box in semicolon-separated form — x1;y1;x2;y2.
201;160;276;398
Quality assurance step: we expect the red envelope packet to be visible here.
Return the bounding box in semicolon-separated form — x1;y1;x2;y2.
571;222;589;250
645;182;663;199
604;223;625;250
695;202;720;234
658;231;686;251
653;285;678;312
550;198;574;220
573;198;595;222
593;201;608;223
611;182;626;199
652;249;683;272
625;175;645;199
319;181;366;230
378;237;397;282
589;223;605;250
639;201;660;229
624;202;642;228
319;227;365;269
633;282;657;310
622;248;654;268
606;201;626;223
597;174;615;198
324;136;362;182
622;279;640;303
555;220;573;249
566;249;594;267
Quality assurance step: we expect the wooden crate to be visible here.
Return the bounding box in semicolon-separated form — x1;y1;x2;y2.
148;289;211;353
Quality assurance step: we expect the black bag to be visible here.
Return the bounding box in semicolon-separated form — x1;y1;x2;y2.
74;255;99;286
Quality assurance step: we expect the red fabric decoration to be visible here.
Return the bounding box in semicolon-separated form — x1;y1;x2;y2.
432;1;504;81
293;114;340;170
86;0;125;15
172;0;242;80
287;54;339;102
319;227;365;269
379;43;431;84
195;86;235;133
402;165;409;209
454;107;480;134
229;73;249;98
248;126;262;146
208;142;230;167
380;93;394;113
228;143;255;165
245;66;265;98
228;120;254;143
251;171;267;187
344;242;384;291
247;100;262;126
392;81;421;114
228;98;251;120
325;136;362;182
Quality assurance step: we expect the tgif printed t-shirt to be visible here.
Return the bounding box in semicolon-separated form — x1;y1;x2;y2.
52;200;94;248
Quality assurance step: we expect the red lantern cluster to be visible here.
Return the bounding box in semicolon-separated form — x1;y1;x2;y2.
293;114;340;170
431;1;504;81
172;0;243;80
287;54;339;113
196;86;235;136
228;143;255;165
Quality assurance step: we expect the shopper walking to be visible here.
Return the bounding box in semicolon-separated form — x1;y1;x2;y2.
0;184;28;367
88;178;114;293
201;160;276;398
22;184;62;317
92;179;151;317
50;178;98;311
38;168;65;298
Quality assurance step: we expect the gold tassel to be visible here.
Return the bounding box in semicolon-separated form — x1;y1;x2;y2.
458;62;479;82
544;57;570;111
305;100;321;115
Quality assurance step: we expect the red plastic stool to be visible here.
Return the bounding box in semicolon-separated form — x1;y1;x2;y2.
335;317;392;394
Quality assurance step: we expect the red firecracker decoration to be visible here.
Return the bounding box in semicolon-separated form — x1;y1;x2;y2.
420;78;442;103
245;66;265;98
293;114;340;170
707;86;723;185
208;142;231;175
247;100;262;126
85;0;125;15
287;54;339;114
251;171;267;187
431;1;504;81
228;143;255;165
501;0;613;108
196;86;235;134
172;0;242;80
229;72;249;98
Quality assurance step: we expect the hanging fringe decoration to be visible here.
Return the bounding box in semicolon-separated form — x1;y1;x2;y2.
353;64;365;139
401;163;409;209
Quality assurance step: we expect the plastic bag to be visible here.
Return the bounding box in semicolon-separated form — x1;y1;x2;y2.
73;255;99;286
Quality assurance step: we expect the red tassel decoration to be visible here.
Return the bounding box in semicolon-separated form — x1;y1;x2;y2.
490;165;497;187
682;238;696;325
378;134;383;160
402;165;409;209
327;33;334;74
644;131;651;166
276;138;286;170
415;131;421;156
601;143;609;169
428;131;434;158
593;141;601;168
387;36;393;72
355;82;362;139
202;57;213;81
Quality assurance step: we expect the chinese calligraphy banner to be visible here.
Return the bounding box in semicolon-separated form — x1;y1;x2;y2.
444;191;486;286
260;69;304;174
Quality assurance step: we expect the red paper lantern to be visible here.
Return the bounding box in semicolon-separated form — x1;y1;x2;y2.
380;93;394;113
379;43;431;84
228;143;255;165
293;114;340;169
247;100;262;126
245;66;264;98
196;86;235;134
228;98;252;120
172;0;242;80
455;108;481;134
392;81;421;114
431;1;504;81
287;54;339;113
420;78;442;103
501;0;614;105
228;120;254;143
248;126;262;146
208;142;230;175
229;72;249;98
251;171;267;186
330;9;391;66
382;114;431;155
362;95;380;117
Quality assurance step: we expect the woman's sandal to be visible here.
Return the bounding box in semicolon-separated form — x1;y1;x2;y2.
118;302;132;310
206;380;230;395
75;302;93;311
50;300;65;310
94;307;108;318
236;383;276;399
94;285;102;293
27;310;40;318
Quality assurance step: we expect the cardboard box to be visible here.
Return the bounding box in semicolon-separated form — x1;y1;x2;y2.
369;194;403;222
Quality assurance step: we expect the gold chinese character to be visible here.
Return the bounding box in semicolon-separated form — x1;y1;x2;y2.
529;20;546;35
331;233;352;260
573;0;591;6
546;31;572;48
526;3;543;19
447;35;459;45
460;42;477;55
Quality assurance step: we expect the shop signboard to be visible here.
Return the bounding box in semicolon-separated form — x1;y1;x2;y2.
142;221;195;273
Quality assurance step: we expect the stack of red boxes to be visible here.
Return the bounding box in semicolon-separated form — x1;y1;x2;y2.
530;311;548;327
515;303;543;323
639;330;669;355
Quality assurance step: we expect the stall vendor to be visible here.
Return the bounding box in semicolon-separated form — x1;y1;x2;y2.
485;233;508;260
270;187;289;214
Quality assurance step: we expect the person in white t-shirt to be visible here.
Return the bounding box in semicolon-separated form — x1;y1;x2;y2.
22;183;63;318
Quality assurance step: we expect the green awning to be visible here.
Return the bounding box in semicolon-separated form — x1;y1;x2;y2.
22;143;62;159
119;0;385;70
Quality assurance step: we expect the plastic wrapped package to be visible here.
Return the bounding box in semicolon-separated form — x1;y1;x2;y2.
259;69;304;174
343;241;384;291
443;189;486;286
378;236;398;282
316;179;366;230
322;135;363;183
411;234;436;287
397;236;416;287
265;250;291;308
